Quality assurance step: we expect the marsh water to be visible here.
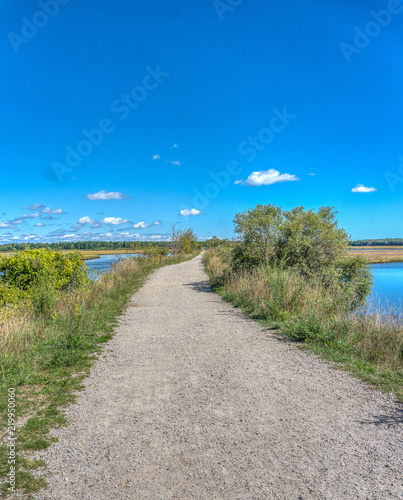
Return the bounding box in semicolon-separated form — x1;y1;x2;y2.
368;262;403;313
85;254;138;279
85;254;403;314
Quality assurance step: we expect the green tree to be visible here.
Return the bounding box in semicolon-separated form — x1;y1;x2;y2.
233;204;283;270
179;228;198;254
278;206;349;278
204;236;228;248
337;255;374;309
232;204;372;306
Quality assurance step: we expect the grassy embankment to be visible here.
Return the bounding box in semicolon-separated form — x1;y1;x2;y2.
0;252;197;497
203;248;403;401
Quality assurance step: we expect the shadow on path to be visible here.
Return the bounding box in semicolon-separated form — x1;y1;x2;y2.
358;406;403;428
183;281;213;294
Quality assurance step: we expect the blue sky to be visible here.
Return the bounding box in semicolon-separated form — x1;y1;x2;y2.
1;0;402;243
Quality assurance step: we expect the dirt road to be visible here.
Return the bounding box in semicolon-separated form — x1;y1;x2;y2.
35;255;403;499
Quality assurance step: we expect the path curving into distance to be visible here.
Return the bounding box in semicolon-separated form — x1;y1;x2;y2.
34;255;403;499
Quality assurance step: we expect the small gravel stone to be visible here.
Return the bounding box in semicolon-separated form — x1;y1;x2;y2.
28;255;403;499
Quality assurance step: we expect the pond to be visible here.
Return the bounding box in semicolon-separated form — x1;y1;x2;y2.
367;262;403;313
85;254;139;280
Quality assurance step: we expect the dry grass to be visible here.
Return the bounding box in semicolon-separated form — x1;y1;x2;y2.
348;248;403;263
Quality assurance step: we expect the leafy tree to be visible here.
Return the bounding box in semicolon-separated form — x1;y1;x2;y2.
337;255;374;309
278;206;349;278
0;240;174;253
349;238;403;246
233;204;283;270
169;224;198;254
232;204;373;306
180;228;198;254
204;236;228;248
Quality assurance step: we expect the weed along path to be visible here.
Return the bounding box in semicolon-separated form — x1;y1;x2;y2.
34;255;403;499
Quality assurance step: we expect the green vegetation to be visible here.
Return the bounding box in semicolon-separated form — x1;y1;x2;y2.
203;204;403;401
169;225;199;255
0;240;172;253
0;248;198;497
350;238;403;246
0;249;89;307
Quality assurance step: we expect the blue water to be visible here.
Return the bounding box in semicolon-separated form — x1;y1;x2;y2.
85;255;403;312
368;263;403;312
85;254;138;279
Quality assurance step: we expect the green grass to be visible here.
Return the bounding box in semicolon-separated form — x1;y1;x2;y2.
0;253;196;497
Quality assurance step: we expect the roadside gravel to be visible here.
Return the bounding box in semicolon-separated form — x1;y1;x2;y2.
31;255;403;499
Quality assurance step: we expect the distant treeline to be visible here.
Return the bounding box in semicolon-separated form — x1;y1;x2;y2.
0;241;172;253
350;239;403;246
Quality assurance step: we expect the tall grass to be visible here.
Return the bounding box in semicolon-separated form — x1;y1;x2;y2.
203;248;403;399
0;252;196;497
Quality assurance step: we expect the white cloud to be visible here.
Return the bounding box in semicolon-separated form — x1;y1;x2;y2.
153;154;161;160
25;204;65;215
102;217;129;225
133;221;151;229
351;184;377;193
308;173;316;176
152;220;162;226
35;223;45;227
42;207;65;214
149;234;167;239
172;144;178;148
168;160;181;166
236;169;299;187
61;234;77;239
22;212;41;219
0;222;12;228
118;232;141;238
28;203;45;211
87;190;131;200
179;208;202;216
78;216;96;225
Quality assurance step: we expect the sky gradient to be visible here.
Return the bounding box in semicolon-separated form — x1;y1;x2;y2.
1;0;402;243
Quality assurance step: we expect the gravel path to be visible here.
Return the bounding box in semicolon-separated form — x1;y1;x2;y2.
33;255;403;499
